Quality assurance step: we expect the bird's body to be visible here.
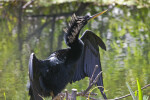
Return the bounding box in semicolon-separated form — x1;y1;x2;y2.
35;47;83;97
29;11;107;100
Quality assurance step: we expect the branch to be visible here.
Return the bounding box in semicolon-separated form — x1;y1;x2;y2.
84;95;97;100
89;65;98;85
82;65;102;96
114;84;150;100
53;93;65;100
25;19;51;42
77;91;97;96
49;17;56;53
75;2;90;15
25;2;90;18
22;0;34;9
25;12;74;18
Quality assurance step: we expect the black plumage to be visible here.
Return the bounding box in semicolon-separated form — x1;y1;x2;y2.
29;11;107;100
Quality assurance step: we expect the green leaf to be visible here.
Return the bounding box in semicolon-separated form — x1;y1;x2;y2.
137;79;143;100
126;82;137;100
4;92;6;100
135;91;138;97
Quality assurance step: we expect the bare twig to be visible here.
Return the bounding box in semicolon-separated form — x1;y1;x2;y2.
77;91;97;96
84;95;97;100
26;12;74;18
22;0;34;9
53;93;65;100
89;65;98;85
82;69;103;95
65;89;68;100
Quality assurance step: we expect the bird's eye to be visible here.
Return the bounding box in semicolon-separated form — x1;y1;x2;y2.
84;15;89;19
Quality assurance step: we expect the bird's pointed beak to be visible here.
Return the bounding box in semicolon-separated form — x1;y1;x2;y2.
88;9;108;22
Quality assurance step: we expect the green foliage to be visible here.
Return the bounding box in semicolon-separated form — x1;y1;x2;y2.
126;80;149;100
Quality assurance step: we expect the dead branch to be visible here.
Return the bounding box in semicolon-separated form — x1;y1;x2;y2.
82;66;103;96
89;65;98;85
77;91;97;96
22;0;34;9
84;95;97;100
25;19;51;42
26;12;74;18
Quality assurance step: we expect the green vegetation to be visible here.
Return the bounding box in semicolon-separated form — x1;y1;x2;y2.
137;79;143;100
126;79;149;100
0;0;150;100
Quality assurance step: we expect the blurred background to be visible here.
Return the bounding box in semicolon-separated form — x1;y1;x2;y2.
0;0;150;100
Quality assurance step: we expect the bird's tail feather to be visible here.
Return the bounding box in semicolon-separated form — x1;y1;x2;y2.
97;81;107;99
29;85;43;100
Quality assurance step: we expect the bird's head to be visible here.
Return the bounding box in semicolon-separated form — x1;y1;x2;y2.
79;9;108;26
87;9;108;21
64;10;107;45
64;10;108;33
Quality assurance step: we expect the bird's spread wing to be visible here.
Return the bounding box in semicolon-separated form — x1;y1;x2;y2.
29;51;68;99
29;53;45;100
70;30;107;99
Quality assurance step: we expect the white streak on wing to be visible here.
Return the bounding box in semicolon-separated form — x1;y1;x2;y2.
49;56;63;66
49;56;55;61
29;53;34;81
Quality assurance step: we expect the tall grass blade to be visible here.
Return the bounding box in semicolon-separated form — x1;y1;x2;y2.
126;82;137;100
135;91;138;97
4;92;6;100
137;79;143;100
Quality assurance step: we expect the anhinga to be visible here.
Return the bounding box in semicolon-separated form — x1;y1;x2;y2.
29;10;107;100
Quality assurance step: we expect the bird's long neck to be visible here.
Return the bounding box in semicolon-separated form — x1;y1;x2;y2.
64;14;85;47
63;14;86;64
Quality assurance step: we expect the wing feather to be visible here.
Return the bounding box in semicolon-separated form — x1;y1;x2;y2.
29;53;34;81
28;53;44;100
71;30;107;99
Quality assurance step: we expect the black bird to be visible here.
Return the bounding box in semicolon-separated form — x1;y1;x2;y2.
29;10;107;100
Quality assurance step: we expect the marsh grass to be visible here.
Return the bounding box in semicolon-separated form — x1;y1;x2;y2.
126;79;149;100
